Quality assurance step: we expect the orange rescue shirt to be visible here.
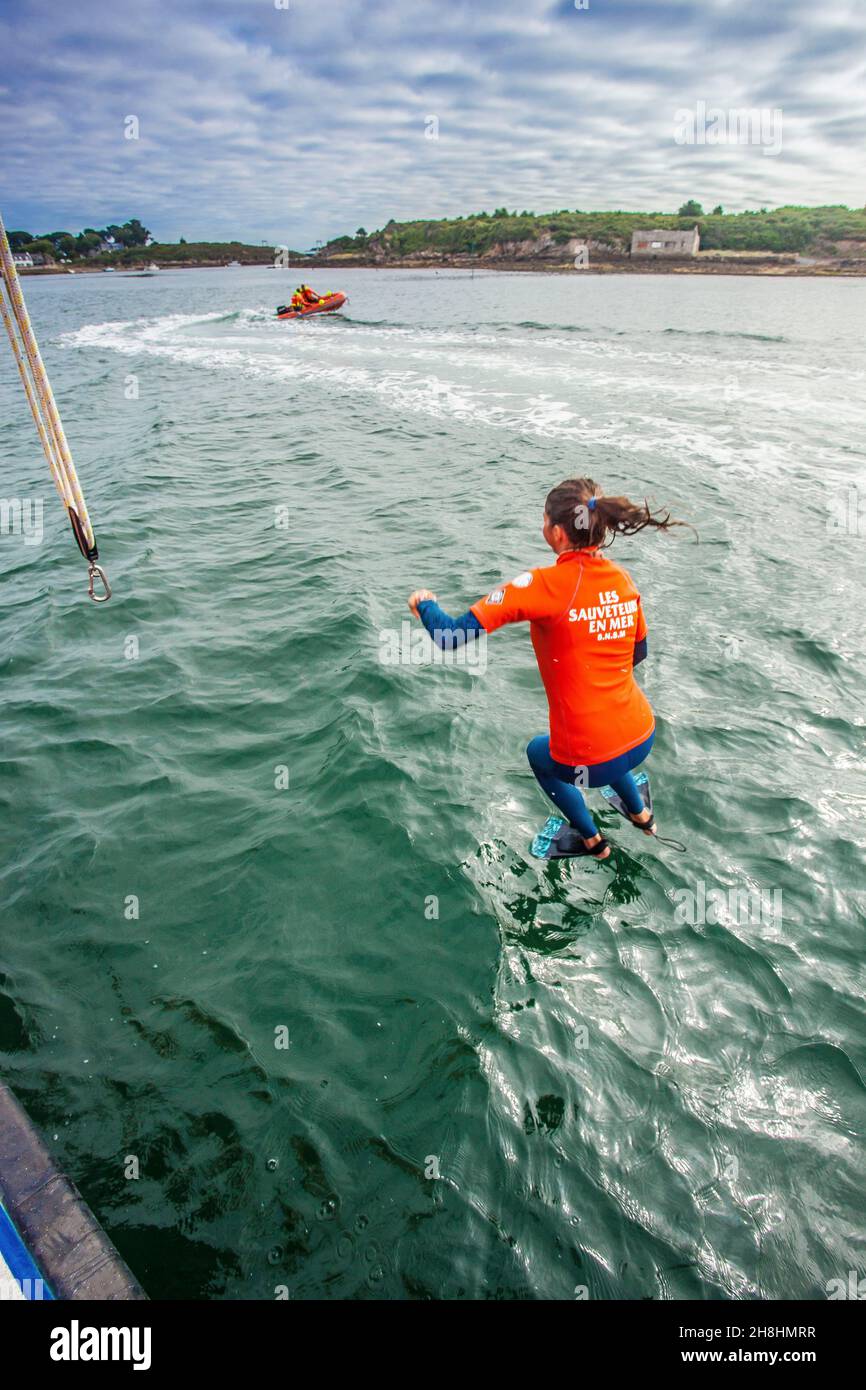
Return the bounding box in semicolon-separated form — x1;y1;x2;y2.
470;548;653;766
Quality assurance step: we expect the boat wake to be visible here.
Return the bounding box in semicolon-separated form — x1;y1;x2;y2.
57;306;860;461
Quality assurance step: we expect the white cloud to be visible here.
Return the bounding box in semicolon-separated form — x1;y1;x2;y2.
0;0;863;243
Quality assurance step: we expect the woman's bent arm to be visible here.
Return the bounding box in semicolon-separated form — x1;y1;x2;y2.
416;598;484;650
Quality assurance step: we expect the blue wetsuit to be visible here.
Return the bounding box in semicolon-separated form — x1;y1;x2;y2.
417;598;651;840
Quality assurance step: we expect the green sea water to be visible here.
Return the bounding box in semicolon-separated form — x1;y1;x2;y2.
1;267;864;1300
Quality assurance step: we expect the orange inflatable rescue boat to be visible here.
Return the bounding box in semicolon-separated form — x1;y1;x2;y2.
276;292;346;320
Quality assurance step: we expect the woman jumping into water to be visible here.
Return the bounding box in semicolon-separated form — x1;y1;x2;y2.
407;478;685;860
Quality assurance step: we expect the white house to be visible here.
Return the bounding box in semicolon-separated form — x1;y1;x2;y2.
12;252;34;268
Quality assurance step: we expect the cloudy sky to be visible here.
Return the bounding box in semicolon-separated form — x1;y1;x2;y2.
1;0;864;246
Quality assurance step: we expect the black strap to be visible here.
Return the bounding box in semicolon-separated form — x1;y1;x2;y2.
587;836;610;859
550;832;610;860
626;810;686;853
68;507;98;562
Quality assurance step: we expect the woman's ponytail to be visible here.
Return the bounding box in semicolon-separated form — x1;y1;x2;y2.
545;478;691;549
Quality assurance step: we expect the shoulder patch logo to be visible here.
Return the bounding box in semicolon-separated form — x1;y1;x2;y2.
487;588;505;605
512;571;533;589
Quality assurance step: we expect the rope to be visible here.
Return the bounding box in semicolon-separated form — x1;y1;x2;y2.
0;210;110;601
655;834;687;853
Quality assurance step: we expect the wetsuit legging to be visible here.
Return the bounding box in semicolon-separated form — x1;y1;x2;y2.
415;597;652;840
526;731;654;840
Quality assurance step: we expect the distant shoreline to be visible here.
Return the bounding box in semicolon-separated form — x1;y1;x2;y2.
14;205;866;280
20;255;866;279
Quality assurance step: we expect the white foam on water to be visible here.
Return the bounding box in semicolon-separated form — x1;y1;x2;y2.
57;311;860;459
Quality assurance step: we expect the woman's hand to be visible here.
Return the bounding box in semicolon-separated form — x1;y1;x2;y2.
407;589;437;618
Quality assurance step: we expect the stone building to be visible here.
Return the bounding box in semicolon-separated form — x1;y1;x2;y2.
631;227;700;258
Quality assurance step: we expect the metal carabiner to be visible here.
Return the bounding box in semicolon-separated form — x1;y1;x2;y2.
88;562;112;603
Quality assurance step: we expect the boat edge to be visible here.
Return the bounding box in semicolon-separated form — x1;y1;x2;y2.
0;1080;147;1301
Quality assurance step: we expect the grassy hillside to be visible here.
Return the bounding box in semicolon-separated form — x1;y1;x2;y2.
328;205;866;260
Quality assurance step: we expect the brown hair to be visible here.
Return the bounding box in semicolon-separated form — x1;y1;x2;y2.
544;477;690;550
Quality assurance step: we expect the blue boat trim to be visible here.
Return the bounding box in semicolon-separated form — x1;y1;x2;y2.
0;1200;54;1298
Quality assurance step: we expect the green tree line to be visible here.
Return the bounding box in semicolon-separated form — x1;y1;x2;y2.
6;224;294;267
336;204;866;258
7;219;152;261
